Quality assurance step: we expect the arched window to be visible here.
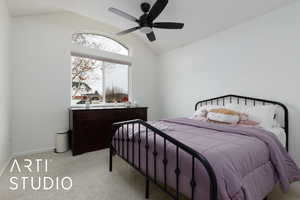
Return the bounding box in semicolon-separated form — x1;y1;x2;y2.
72;33;129;56
71;33;130;106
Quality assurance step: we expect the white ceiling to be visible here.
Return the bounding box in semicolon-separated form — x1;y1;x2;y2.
8;0;297;54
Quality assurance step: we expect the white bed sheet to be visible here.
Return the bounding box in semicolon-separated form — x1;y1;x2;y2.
265;127;286;148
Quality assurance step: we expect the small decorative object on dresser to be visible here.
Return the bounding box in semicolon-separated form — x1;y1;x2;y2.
69;107;148;156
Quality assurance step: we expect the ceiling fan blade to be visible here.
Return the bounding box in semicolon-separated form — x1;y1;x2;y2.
147;0;168;22
146;31;156;42
108;7;139;23
153;22;184;29
117;27;141;36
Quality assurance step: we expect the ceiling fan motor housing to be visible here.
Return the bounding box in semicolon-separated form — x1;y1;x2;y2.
140;14;152;28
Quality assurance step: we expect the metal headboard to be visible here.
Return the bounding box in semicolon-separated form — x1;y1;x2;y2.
195;94;289;151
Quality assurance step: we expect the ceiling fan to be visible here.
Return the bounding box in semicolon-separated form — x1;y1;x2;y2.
108;0;184;42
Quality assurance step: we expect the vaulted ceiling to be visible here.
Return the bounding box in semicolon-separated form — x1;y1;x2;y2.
8;0;297;54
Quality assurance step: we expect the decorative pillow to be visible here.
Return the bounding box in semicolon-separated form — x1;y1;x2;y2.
239;113;249;121
238;120;259;126
191;109;208;121
209;108;240;116
207;108;241;124
191;105;224;120
226;104;277;129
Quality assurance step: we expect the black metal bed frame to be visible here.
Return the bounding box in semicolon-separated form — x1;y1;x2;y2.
195;95;289;151
109;94;289;200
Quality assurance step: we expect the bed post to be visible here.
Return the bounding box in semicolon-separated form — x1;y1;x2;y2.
110;125;118;172
145;179;150;199
109;144;113;172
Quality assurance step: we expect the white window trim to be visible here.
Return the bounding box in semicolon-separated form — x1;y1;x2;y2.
71;44;132;66
71;43;132;108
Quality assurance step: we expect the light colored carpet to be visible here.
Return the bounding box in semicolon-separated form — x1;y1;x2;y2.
0;149;299;200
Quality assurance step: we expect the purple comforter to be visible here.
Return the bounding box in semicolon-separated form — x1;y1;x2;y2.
113;118;300;200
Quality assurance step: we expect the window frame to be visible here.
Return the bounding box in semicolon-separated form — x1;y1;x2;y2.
72;32;130;56
70;33;132;108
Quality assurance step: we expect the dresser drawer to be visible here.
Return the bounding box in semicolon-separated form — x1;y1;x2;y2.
70;107;148;156
113;108;147;122
75;110;114;120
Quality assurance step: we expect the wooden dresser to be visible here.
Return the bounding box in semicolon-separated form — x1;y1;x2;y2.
69;107;148;156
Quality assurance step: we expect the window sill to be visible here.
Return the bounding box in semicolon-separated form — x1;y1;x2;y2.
69;104;143;111
71;103;128;108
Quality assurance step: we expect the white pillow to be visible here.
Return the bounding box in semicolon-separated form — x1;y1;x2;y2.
192;105;224;120
272;119;282;128
226;103;277;129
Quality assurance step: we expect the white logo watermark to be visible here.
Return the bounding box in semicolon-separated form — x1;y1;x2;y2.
9;159;72;191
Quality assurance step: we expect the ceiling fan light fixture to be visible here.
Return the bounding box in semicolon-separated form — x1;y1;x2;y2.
140;27;153;34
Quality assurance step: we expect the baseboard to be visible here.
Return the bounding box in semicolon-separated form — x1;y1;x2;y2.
12;147;55;158
0;158;12;177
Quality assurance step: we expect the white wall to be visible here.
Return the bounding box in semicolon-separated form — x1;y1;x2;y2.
159;2;300;165
11;12;159;155
0;0;11;173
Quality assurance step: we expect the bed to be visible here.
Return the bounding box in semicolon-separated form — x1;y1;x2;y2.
109;95;300;200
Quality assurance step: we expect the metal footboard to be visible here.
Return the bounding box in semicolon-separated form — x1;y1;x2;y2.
109;119;218;200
